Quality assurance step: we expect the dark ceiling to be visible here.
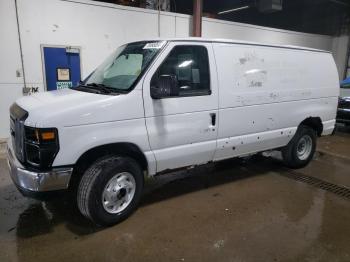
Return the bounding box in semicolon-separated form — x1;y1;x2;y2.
96;0;350;36
176;0;350;36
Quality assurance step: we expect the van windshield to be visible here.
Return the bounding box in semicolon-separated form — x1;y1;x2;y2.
81;41;165;93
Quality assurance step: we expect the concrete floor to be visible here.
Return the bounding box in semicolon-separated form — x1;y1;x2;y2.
1;128;350;262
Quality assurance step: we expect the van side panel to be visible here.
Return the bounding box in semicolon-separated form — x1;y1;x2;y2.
212;43;339;161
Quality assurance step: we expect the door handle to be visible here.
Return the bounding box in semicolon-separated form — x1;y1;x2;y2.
210;113;216;126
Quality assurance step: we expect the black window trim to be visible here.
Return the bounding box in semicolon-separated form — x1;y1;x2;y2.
151;44;212;99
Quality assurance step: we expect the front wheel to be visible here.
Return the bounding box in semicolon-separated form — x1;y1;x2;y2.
77;156;144;226
282;125;316;169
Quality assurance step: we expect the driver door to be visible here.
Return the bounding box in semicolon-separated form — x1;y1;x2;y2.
142;42;219;172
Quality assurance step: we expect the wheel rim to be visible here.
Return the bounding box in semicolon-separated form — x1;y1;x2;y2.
102;172;136;214
296;135;313;161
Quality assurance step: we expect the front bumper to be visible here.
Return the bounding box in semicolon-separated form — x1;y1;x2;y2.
7;140;73;195
336;108;350;124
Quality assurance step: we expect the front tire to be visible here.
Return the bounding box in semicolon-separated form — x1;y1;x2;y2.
282;125;316;169
77;156;143;226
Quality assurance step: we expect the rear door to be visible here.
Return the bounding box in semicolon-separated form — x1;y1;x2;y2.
142;41;219;172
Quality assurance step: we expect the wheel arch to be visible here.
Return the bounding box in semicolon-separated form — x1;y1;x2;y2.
70;142;148;188
299;117;323;136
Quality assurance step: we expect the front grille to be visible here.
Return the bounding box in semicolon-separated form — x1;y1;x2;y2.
25;143;41;166
9;103;28;163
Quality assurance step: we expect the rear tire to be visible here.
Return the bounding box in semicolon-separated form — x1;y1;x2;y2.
282;125;316;169
77;156;143;226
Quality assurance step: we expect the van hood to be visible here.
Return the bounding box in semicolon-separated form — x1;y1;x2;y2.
17;88;106;111
15;88;143;127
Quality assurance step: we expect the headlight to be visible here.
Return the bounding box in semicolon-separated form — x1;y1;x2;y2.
24;127;59;169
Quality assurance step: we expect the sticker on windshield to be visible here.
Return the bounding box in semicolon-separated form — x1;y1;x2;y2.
143;41;166;50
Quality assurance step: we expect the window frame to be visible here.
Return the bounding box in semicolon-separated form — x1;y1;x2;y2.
151;44;212;98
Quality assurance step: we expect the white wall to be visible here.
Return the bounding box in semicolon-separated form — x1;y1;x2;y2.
202;18;334;50
0;0;24;139
0;0;345;138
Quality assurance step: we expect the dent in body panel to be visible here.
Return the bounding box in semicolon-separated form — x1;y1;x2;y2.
214;127;297;161
219;97;337;138
153;140;217;172
215;97;337;161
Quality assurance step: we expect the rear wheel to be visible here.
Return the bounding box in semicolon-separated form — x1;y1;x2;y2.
282;125;316;169
77;156;143;226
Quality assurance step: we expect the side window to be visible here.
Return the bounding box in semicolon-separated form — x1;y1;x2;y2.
151;45;211;96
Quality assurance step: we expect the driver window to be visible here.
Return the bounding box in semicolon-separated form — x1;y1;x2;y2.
151;45;211;96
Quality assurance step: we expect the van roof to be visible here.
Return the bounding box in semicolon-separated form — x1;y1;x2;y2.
141;37;330;53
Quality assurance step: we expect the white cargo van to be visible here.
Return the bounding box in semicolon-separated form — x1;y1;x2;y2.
7;38;339;226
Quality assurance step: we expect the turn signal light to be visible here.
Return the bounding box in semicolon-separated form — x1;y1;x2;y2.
41;131;56;140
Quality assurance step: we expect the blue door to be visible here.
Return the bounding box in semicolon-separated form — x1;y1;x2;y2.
43;46;81;91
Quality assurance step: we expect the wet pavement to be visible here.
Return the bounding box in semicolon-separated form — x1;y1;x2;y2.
1;129;350;262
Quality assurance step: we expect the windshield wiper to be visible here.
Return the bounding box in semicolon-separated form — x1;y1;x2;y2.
74;85;104;94
85;83;121;94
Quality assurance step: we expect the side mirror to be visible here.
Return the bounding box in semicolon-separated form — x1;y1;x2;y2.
151;75;178;99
